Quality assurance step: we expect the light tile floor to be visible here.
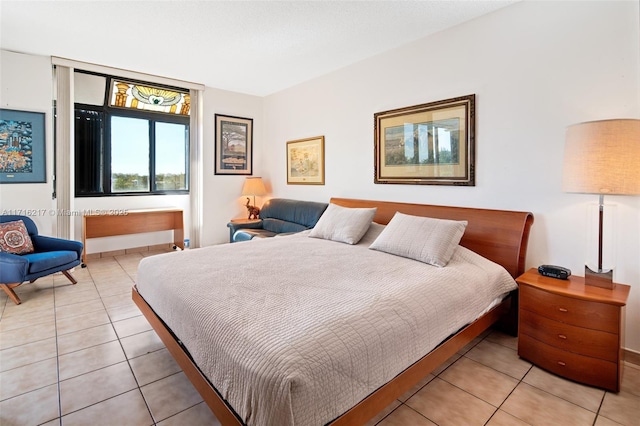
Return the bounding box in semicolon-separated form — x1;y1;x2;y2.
1;251;639;425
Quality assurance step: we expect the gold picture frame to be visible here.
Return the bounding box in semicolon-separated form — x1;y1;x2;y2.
374;94;475;186
286;136;325;185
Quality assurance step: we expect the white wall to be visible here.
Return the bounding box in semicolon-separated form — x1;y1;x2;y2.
201;87;264;247
262;1;640;351
0;51;56;235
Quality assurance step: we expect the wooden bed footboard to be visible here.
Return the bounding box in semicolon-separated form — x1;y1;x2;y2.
132;287;244;425
132;198;533;425
133;286;511;426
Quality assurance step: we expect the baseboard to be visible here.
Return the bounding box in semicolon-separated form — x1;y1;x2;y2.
624;348;640;367
85;243;175;260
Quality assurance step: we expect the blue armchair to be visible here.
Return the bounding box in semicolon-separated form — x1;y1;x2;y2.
1;215;83;305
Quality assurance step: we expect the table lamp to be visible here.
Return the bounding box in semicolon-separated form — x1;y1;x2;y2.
241;177;267;219
562;119;640;288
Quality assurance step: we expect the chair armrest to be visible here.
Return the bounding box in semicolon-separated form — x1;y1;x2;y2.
31;235;84;258
0;252;29;283
227;220;263;234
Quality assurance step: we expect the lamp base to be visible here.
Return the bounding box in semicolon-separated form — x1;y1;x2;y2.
584;265;614;289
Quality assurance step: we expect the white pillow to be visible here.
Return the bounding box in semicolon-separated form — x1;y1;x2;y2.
309;203;377;244
369;212;467;267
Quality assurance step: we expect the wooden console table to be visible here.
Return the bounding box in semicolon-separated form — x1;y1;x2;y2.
82;208;184;263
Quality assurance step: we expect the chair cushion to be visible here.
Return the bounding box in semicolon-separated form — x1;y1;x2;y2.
0;220;35;254
233;229;278;242
23;251;78;274
261;218;308;234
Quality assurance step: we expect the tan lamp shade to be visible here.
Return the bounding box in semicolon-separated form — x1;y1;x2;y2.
241;177;267;197
562;119;640;195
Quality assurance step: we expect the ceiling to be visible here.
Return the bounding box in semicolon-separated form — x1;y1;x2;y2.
0;1;518;96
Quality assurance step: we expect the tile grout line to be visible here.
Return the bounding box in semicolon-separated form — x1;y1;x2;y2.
0;255;174;424
111;254;158;425
592;392;608;426
56;263;114;423
479;337;612;425
55;260;136;422
112;252;216;424
475;335;612;421
482;360;533;426
52;275;64;426
109;252;207;425
379;331;489;425
429;332;528;426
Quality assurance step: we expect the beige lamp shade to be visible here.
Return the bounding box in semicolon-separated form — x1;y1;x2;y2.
241;177;267;197
562;119;640;195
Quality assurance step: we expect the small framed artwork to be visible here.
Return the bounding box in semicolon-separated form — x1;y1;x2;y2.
374;94;475;186
214;114;253;175
287;136;325;185
0;109;46;183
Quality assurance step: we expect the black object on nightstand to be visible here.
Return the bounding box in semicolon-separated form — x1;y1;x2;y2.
537;264;571;280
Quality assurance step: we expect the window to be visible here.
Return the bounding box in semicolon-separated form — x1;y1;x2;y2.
74;72;189;196
155;122;188;190
110;116;149;192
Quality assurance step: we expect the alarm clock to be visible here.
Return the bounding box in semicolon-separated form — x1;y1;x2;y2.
537;265;571;280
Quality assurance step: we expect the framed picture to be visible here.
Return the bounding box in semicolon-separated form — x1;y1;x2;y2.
214;114;253;175
0;109;46;183
287;136;325;185
374;94;475;186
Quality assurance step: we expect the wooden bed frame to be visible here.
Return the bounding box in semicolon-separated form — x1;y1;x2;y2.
132;198;534;425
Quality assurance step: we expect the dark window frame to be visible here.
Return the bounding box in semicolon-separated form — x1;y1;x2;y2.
74;74;190;197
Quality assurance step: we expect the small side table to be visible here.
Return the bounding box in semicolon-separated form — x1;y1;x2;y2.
516;268;630;391
227;218;261;242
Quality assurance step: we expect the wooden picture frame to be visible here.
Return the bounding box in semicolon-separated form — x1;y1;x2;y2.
0;109;46;183
214;114;253;175
286;136;325;185
374;94;475;186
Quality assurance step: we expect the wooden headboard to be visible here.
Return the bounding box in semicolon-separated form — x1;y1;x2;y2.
330;198;534;278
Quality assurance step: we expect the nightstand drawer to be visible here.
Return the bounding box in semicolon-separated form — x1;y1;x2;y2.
519;333;619;391
520;284;619;333
519;309;619;362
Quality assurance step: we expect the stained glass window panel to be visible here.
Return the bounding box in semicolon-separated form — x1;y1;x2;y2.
108;79;190;115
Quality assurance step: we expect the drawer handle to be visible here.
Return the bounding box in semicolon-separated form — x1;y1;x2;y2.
558;307;568;313
557;361;566;366
558;334;567;340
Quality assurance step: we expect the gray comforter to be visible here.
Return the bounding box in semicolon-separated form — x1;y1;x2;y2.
136;224;516;425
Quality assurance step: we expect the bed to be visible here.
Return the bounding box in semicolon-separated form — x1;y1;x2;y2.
132;197;533;425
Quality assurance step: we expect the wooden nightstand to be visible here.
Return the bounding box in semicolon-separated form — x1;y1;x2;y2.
516;268;630;392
